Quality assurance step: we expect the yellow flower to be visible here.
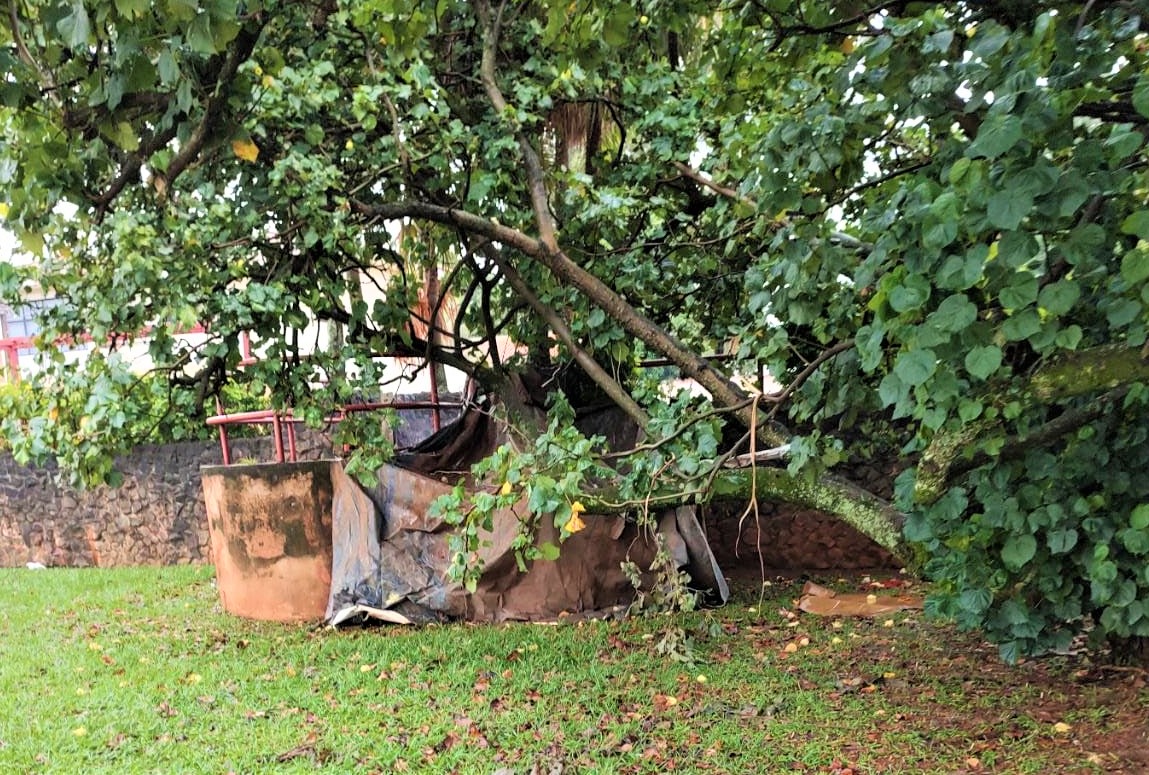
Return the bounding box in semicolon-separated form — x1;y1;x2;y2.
499;480;513;496
570;500;586;515
563;513;587;534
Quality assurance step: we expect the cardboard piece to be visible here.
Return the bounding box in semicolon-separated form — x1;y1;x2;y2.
797;580;923;617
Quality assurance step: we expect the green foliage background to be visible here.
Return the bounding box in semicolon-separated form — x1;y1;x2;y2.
2;1;1149;657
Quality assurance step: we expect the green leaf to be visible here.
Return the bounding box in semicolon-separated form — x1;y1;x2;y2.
1122;211;1149;240
1119;528;1149;556
877;371;905;408
1002;309;1042;341
1120;248;1149;285
893;348;937;387
602;6;635;47
158;49;179;84
537;542;561;561
987;189;1032;231
1105;299;1141;328
889;275;930;313
1135;73;1149;119
930;293;977;332
1047;528;1078;555
855;323;885;373
948;157;971;184
187;13;217;55
1001;534;1037;570
937;248;985;290
1000;275;1038;310
304;124;325;146
1054;325;1083;350
57;1;91;48
114;0;150;19
965;345;1002;380
1038;280;1080;316
1132;504;1149;531
967;114;1023;159
101;121;140;152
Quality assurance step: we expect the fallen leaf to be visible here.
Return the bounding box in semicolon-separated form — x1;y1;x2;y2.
1052;721;1073;734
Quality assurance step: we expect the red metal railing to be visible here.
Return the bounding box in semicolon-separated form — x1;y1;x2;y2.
0;336;34;383
207;399;463;465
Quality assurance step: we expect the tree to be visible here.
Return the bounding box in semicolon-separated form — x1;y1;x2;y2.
3;0;1149;660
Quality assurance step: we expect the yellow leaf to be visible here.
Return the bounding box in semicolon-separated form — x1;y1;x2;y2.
570;500;586;515
499;481;513;496
1052;721;1073;734
231;138;260;162
840;36;855;54
72;727;87;737
0;202;9;218
563;513;586;534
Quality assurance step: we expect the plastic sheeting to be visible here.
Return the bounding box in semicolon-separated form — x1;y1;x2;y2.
325;406;729;625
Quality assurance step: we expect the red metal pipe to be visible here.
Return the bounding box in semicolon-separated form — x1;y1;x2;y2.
271;412;284;463
219;425;232;465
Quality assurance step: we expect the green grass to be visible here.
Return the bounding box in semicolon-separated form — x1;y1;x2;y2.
0;567;1142;774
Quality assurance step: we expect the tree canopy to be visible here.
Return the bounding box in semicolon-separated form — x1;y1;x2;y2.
3;0;1149;659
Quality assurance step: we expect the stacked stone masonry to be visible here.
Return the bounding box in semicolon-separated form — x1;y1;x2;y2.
0;435;330;568
0;427;898;571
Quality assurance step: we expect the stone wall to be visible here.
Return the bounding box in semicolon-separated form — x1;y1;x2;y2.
0;433;332;568
0;416;900;573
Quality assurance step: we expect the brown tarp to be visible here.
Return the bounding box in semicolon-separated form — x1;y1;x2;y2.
325;404;729;625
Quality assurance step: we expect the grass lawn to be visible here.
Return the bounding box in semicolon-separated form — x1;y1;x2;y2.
0;565;1145;774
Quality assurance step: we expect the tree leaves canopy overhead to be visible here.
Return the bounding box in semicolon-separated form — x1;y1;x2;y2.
3;0;1149;658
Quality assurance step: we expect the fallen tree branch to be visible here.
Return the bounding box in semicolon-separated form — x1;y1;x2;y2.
915;344;1149;504
581;465;910;566
350;197;782;442
672;162;871;251
916;386;1131;504
480;242;651;429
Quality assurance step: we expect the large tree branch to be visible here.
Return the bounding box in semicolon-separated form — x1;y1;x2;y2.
672;162;871;251
476;0;558;252
915;345;1149;504
1028;344;1149;402
479;243;651;429
350;198;780;441
583;465;910;566
7;0;53;96
148;22;264;197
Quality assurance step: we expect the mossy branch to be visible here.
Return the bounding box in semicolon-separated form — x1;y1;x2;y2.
577;466;911;568
916;344;1149;504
